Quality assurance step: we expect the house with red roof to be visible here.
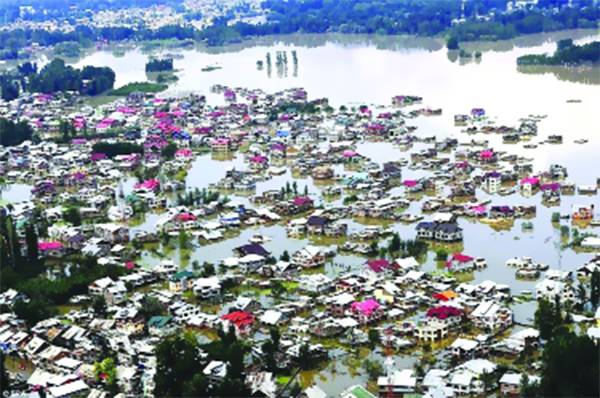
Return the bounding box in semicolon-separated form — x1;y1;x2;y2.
416;305;463;341
221;311;255;335
366;259;391;273
446;253;475;272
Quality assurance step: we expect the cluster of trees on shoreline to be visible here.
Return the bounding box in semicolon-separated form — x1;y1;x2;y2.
0;59;115;100
517;39;600;65
145;58;174;73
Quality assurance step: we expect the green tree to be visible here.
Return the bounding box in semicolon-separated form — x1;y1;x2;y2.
435;249;448;261
14;299;55;327
362;358;383;380
155;334;204;397
520;373;540;398
368;328;380;348
271;280;286;298
94;357;117;392
91;295;107;317
534;299;560;340
446;35;459;50
161;142;177;160
201;262;215;277
0;351;9;393
63;207;82;226
139;295;164;321
388;233;400;254
590;269;600;308
540;330;599;397
178;228;190;249
182;373;209;397
24;223;39;264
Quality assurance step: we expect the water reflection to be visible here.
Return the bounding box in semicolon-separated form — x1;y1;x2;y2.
517;64;600;85
203;33;444;54
461;28;598;53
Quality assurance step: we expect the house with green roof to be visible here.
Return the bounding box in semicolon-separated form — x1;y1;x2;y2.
148;315;176;336
169;270;195;292
340;385;376;398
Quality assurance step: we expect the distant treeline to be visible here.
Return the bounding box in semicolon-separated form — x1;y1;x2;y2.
211;0;600;46
0;59;115;101
145;58;174;73
1;1;599;54
0;25;196;60
517;39;600;65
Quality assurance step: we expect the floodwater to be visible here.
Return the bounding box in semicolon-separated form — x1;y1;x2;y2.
70;29;600;181
27;30;600;394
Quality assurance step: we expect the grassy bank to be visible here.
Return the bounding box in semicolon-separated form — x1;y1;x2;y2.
109;81;168;96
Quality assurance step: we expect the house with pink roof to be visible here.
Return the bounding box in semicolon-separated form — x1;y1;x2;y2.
211;137;231;152
175;148;193;159
72;117;87;130
479;149;496;163
224;89;237;102
342;150;360;162
465;204;487;218
96;118;116;132
38;241;65;257
134;179;160;193
351;298;384;324
292;196;314;212
116;106;137;115
249;154;268;171
91;153;107;162
520;176;540;196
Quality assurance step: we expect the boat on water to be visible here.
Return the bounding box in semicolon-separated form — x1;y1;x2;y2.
516;268;540;279
249;234;271;243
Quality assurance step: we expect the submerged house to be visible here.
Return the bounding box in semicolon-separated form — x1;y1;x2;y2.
445;253;475;272
291;245;326;268
351;299;384;324
416;306;463;341
416;222;463;242
469;301;513;331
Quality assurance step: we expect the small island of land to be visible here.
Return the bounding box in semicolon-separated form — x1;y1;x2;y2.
517;39;600;65
108;81;168;96
145;58;174;73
